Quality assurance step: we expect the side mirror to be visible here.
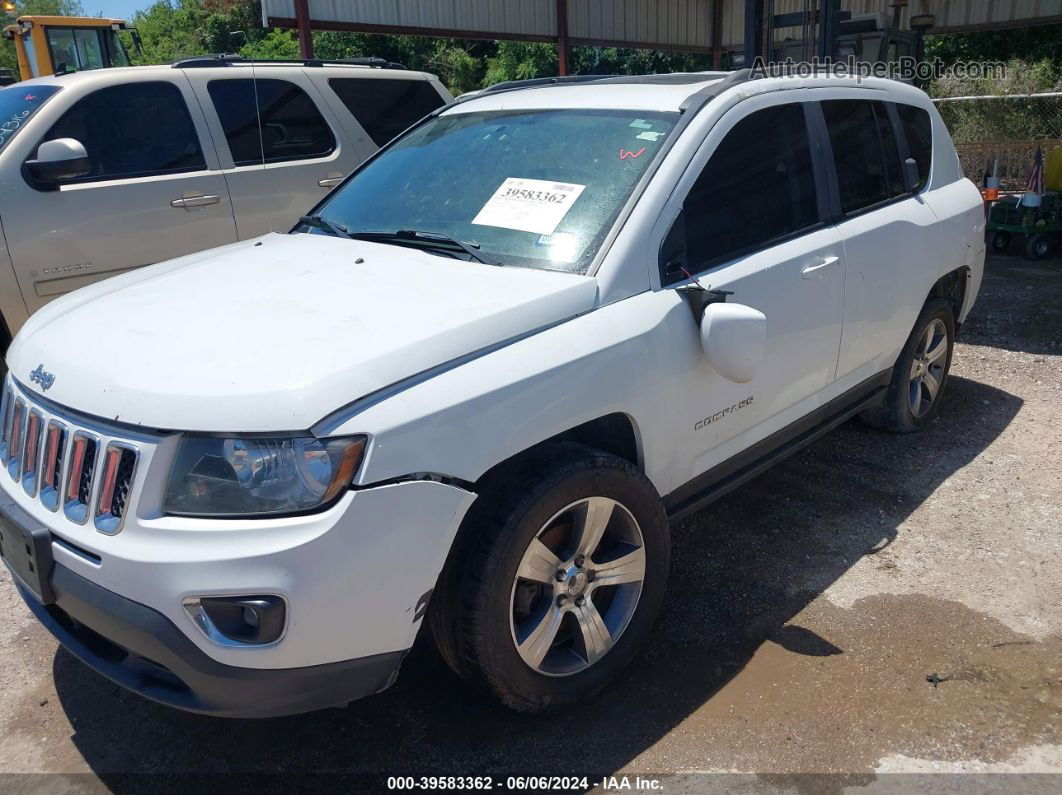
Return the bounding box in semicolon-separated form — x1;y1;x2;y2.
700;302;767;384
903;157;921;193
24;138;91;189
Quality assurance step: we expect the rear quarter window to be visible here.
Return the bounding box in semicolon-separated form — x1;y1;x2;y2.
329;77;445;147
897;103;933;190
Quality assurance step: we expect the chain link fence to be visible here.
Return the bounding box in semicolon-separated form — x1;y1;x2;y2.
933;92;1062;191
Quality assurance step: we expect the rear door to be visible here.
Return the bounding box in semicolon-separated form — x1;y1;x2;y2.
813;93;943;382
0;73;238;315
189;66;358;238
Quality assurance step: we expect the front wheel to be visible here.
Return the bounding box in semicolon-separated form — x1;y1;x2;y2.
429;444;670;713
860;298;955;433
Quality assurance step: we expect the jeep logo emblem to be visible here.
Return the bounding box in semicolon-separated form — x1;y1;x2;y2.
29;364;55;391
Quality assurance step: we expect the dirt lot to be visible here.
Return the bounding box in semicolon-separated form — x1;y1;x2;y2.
0;255;1059;792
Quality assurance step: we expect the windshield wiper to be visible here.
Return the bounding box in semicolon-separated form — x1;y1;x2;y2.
349;229;502;266
297;214;352;239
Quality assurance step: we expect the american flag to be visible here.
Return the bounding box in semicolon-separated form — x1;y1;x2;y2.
1026;146;1045;195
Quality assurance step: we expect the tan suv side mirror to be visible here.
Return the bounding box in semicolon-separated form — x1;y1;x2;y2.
24;138;91;190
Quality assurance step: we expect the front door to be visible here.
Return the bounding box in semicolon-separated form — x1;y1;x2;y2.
0;75;238;315
658;96;846;490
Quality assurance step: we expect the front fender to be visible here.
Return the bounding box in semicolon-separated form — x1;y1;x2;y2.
320;290;687;496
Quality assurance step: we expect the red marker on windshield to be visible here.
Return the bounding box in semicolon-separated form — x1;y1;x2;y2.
619;147;646;160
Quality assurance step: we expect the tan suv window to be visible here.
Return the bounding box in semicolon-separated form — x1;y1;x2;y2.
207;78;335;166
38;81;205;182
328;77;444;146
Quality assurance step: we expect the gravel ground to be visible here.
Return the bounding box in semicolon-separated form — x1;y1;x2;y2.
0;255;1059;793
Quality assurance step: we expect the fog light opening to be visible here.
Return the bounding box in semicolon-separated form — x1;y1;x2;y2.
183;594;286;647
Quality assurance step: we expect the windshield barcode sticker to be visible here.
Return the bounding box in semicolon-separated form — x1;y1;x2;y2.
472;177;586;236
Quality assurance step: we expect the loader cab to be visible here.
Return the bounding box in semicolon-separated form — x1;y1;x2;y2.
2;16;138;82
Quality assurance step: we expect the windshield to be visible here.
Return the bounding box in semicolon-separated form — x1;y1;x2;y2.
313;108;678;272
0;84;60;154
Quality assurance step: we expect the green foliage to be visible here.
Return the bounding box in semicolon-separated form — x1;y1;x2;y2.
239;27;296;60
572;46;711;76
484;41;557;85
931;58;1062;145
125;0;281;64
126;0;208;64
311;32;491;94
924;25;1062;70
921;27;1061;146
929;57;1062;99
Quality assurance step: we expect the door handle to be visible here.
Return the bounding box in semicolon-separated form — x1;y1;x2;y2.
801;256;840;279
171;194;221;208
318;177;343;188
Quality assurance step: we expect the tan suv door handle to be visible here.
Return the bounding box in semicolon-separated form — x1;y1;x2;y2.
801;256;840;279
318;177;344;188
171;195;221;208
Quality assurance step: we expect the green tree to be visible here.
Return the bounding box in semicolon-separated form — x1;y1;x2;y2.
239;27;296;60
484;41;556;84
924;25;1061;72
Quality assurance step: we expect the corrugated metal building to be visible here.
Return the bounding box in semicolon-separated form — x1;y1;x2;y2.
261;0;1061;66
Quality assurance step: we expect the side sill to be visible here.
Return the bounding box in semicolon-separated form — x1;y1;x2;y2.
664;369;891;521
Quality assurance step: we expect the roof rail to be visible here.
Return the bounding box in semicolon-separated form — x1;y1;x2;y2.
443;69;755;116
480;74;621;94
678;68;755;112
172;54;406;70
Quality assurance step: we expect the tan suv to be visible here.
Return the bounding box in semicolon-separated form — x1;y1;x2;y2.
0;56;451;347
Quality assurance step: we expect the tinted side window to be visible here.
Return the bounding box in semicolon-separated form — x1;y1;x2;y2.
897;103;933;190
679;103;818;272
329;78;445;146
208;79;335;166
822;99;904;213
41;82;205;180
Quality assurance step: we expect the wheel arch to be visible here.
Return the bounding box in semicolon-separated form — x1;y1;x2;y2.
473;412;643;492
928;265;968;327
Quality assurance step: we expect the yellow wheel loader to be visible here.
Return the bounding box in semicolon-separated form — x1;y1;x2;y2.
2;11;140;82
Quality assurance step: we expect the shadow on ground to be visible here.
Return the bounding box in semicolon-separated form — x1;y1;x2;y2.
50;367;1022;780
961;254;1062;354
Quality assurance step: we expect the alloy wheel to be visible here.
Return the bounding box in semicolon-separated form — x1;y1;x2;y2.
509;497;645;677
908;318;948;418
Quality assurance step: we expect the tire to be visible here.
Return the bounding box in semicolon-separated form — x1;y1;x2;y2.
860;297;955;434
1026;233;1054;261
428;443;670;713
988;230;1011;254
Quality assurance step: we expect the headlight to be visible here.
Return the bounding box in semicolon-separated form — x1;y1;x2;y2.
163;435;366;518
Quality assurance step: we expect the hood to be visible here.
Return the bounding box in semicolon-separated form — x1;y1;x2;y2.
7;233;598;431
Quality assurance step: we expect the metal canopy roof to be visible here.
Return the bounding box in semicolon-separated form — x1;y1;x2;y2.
263;0;1062;55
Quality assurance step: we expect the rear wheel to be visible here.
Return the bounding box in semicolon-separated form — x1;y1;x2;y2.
860;298;955;433
429;444;670;713
1026;233;1055;261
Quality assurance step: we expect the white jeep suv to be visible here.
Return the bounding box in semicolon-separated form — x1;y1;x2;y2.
0;70;984;717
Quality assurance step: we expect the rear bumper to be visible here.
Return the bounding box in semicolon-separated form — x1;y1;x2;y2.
12;558;405;718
